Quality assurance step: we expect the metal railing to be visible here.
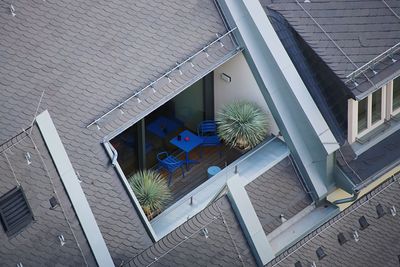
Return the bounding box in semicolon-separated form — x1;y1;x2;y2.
346;42;400;84
0;127;31;154
86;27;238;129
154;136;280;218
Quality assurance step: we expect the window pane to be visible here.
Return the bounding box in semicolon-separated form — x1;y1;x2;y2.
393;77;400;111
144;78;205;169
371;89;382;124
358;97;368;133
111;124;139;176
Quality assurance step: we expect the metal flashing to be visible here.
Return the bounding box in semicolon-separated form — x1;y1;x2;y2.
218;0;338;200
36;110;114;267
103;141;158;242
227;175;274;266
355;66;400;101
149;137;287;240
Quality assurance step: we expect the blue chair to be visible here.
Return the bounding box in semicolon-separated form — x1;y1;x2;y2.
197;120;221;158
157;152;185;185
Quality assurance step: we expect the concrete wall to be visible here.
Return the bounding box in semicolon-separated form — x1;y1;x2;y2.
214;52;279;135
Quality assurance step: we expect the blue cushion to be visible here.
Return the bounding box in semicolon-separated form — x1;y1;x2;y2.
201;135;220;145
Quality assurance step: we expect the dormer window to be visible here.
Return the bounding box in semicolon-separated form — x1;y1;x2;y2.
388;76;400;116
348;75;400;143
357;88;385;135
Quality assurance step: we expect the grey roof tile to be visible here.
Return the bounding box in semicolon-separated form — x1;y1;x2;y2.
266;176;400;267
246;157;312;235
0;126;96;266
262;0;400;97
124;196;256;267
0;0;237;264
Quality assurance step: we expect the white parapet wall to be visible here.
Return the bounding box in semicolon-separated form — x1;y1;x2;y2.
214;52;280;136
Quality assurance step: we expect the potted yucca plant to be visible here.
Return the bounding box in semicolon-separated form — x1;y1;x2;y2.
216;101;270;151
128;170;171;220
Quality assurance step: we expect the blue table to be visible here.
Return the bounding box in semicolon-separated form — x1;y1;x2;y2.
170;130;203;169
146;116;182;138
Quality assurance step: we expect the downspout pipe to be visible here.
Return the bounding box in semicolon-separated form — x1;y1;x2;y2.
332;189;360;205
105;142;118;167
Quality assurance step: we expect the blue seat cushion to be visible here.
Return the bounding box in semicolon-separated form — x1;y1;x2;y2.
201;136;220;145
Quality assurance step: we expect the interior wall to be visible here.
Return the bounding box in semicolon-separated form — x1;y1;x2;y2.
214;52;279;135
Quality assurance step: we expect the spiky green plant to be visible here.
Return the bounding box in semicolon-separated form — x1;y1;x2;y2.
216;101;270;150
128;170;171;219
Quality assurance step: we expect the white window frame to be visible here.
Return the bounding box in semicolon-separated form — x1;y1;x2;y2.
387;79;400;117
348;87;386;143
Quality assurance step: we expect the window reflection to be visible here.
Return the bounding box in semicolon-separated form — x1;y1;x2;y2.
371;89;382;124
393;77;400;112
358;97;368;133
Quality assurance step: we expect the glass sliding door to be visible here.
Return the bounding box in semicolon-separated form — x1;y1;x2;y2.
113;72;214;174
172;79;204;132
144;78;205;168
111;123;139;177
144;73;214;169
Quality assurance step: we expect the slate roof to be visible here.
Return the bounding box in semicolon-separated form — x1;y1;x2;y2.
266;7;348;144
245;157;312;235
337;129;400;187
0;126;96;266
261;0;400;98
123;196;256;267
0;0;238;264
266;174;400;267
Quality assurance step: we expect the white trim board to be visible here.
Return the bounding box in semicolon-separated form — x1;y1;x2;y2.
36;110;114;267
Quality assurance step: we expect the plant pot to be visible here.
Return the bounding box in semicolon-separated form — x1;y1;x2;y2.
147;209;161;221
216;101;270;150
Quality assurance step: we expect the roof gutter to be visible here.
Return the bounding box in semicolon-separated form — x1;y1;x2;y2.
354;160;400;191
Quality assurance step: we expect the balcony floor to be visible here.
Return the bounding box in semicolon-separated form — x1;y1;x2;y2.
161;145;242;209
150;137;290;240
